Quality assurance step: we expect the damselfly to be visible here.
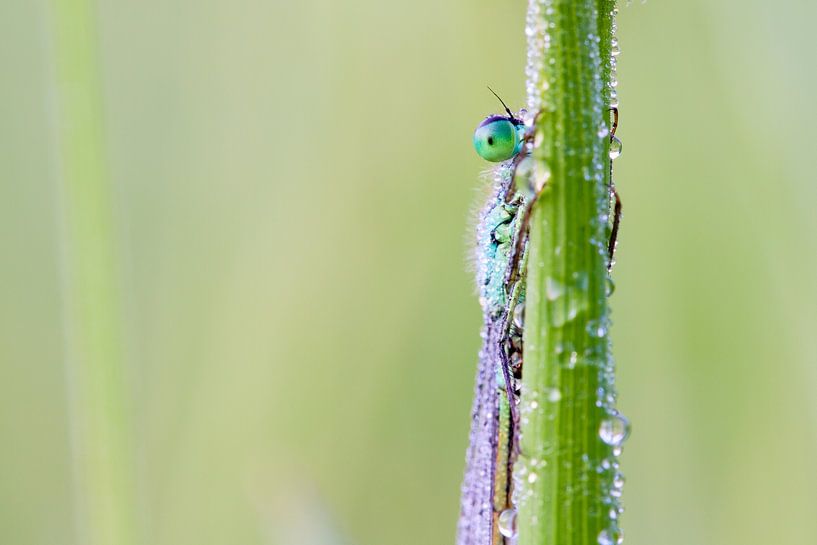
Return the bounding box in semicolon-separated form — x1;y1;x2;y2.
456;90;621;545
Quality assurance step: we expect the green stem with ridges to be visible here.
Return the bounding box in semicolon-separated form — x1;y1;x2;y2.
49;1;136;544
517;1;617;545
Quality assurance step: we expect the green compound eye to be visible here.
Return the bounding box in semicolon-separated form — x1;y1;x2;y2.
473;116;521;162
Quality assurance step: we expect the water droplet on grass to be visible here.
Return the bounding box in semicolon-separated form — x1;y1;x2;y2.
546;277;566;300
599;412;630;447
498;508;518;538
513;302;525;329
609;136;622;160
513;156;535;198
598;528;624;545
533;161;551;191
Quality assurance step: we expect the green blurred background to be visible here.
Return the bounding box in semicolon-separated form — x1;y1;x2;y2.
3;0;817;544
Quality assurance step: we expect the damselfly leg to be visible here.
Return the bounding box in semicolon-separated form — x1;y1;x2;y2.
608;183;622;270
607;107;622;271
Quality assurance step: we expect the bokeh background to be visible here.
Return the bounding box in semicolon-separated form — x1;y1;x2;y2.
4;0;817;544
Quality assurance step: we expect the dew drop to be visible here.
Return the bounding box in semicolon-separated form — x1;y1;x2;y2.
567;297;586;321
597;121;610;138
498;508;518;538
533;130;545;149
513;156;535;198
606;277;616;297
527;472;538;484
546;387;562;402
533;161;552;191
587;319;608;338
609;136;622;160
546;277;566;300
599;412;631;447
513;302;525;330
572;271;589;291
598;528;624;545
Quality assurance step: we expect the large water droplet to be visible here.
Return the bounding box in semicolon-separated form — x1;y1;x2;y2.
546;277;566;300
609;136;622;160
599;412;631;447
587;318;608;338
606;277;616;297
513;302;525;330
498;508;518;538
533;130;545;149
533;161;551;191
572;271;589;291
598;528;624;545
513;156;535;198
567;297;586;322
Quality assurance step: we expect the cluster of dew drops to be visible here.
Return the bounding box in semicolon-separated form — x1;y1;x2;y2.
496;2;629;544
599;11;628;545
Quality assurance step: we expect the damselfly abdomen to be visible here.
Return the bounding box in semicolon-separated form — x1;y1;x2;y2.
458;101;531;544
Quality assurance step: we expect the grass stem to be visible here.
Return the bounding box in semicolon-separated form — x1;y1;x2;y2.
49;1;136;543
517;2;623;544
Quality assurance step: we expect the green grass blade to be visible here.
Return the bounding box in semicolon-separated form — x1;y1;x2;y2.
517;1;624;545
49;1;136;544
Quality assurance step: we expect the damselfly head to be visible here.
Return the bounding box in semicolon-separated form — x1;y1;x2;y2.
473;116;522;162
473;87;525;162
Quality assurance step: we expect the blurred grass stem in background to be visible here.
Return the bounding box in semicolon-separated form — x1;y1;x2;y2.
49;0;136;544
517;1;624;545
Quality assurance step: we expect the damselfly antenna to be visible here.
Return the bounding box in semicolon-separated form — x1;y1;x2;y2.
487;86;516;121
